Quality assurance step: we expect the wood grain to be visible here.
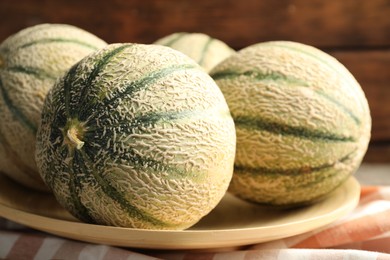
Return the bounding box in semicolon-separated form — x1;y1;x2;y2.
330;50;390;142
364;143;390;163
0;0;389;49
0;0;389;161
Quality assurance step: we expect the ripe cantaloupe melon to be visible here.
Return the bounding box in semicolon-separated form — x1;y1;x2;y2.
154;32;235;72
0;23;107;191
35;43;236;230
210;41;371;206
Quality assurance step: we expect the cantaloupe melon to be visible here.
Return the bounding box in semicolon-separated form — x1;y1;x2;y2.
210;41;371;206
0;23;107;191
154;32;235;72
35;43;236;229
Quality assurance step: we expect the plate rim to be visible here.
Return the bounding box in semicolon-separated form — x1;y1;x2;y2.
0;177;360;250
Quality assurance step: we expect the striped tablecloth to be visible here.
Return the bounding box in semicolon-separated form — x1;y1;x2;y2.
1;185;390;260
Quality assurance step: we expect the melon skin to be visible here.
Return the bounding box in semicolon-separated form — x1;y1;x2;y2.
210;41;371;206
154;32;235;72
35;43;236;230
0;23;107;191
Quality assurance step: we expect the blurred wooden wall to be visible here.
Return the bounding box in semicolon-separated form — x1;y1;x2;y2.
1;0;389;162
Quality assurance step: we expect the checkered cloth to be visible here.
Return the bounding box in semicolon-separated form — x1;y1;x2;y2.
1;186;390;259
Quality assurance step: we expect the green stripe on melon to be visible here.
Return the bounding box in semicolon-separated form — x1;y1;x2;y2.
4;66;57;80
0;23;107;191
234;115;356;142
154;32;235;72
35;43;236;230
210;41;371;206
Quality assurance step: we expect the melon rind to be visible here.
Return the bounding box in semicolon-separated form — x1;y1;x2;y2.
35;43;236;230
0;23;107;191
154;32;235;72
210;41;371;206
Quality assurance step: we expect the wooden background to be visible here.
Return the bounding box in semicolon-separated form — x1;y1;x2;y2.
0;0;389;162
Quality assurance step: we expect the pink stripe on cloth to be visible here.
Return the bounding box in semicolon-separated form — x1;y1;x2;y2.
0;229;160;260
51;240;86;259
103;246;137;260
2;185;390;259
334;235;390;253
155;249;390;260
5;232;45;259
360;186;381;198
293;209;390;248
182;253;216;260
251;185;390;252
360;186;390;204
239;249;280;260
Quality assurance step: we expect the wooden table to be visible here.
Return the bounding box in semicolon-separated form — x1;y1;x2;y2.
1;0;389;163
